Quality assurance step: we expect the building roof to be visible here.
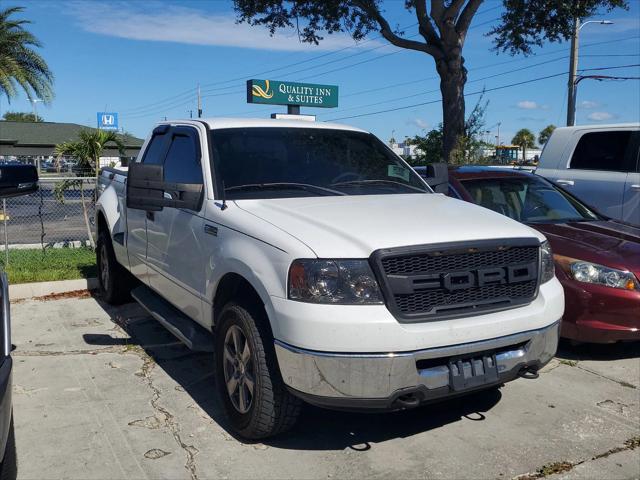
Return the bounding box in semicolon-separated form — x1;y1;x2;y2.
0;121;144;148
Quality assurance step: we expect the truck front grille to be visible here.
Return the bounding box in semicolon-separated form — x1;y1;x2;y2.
371;239;540;322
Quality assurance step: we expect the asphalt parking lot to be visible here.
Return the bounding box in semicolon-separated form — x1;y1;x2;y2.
11;293;640;480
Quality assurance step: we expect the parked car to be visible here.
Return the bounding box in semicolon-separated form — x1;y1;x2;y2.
0;164;39;479
439;166;639;344
535;124;640;226
97;118;563;439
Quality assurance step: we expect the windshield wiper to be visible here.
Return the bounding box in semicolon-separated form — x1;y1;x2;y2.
331;179;428;193
225;182;346;196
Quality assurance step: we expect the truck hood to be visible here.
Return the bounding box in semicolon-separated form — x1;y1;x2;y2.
234;194;544;258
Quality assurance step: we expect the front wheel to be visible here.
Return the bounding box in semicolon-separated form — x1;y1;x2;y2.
0;416;17;480
214;302;300;440
97;230;131;304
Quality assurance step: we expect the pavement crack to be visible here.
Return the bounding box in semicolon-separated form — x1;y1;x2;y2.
136;352;200;480
13;346;128;356
512;435;640;479
575;364;637;389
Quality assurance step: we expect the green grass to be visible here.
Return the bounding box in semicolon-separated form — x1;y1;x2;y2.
1;247;96;284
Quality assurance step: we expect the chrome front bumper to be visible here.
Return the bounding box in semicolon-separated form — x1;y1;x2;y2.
275;321;559;409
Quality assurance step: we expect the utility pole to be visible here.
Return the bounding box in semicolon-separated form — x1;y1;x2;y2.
566;17;580;127
189;110;193;119
567;19;613;126
197;84;203;118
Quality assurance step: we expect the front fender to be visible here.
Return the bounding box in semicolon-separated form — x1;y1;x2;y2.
203;235;291;334
96;185;128;267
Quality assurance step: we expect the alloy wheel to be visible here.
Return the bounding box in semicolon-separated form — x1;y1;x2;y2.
99;243;110;288
222;325;255;414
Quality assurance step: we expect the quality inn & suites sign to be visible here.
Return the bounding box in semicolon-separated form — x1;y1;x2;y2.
247;79;338;108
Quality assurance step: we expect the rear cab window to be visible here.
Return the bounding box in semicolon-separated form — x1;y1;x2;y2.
569;131;634;172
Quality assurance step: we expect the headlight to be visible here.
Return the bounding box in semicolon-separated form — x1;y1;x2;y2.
288;259;383;304
540;240;555;284
555;255;639;291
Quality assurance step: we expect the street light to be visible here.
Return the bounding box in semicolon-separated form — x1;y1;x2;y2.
566;19;614;126
29;98;44;122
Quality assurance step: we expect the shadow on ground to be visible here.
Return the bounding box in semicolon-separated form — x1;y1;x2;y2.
556;339;639;362
82;296;506;450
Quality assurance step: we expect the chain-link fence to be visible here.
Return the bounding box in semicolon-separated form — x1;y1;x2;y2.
1;177;96;248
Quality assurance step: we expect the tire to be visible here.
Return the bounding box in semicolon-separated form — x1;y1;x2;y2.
97;230;131;305
214;301;301;440
0;416;17;480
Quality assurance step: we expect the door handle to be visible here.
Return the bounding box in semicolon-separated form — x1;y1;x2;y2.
204;224;218;236
146;211;155;221
556;179;575;186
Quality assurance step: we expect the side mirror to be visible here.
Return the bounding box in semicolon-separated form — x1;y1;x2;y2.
423;162;448;194
126;163;202;212
0;164;39;199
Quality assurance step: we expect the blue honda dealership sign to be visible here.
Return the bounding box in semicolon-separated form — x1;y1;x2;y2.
97;112;118;130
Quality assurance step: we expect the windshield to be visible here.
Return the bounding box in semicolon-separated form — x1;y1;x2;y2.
210;127;430;199
460;176;599;223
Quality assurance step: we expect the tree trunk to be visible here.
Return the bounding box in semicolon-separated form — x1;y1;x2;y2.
437;55;467;163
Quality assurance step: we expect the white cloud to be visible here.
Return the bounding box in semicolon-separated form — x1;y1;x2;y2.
579;100;600;109
587;111;615;121
517;116;545;122
407;118;429;130
66;2;377;52
516;101;549;110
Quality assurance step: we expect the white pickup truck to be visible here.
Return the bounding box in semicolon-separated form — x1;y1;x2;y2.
97;118;564;439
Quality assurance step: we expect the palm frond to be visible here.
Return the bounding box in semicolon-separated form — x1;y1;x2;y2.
0;6;53;103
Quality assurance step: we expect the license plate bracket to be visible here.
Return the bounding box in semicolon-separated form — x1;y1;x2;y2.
448;353;499;391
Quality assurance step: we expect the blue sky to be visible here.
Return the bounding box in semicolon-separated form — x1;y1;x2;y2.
2;0;639;145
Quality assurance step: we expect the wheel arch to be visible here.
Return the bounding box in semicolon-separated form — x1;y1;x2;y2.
212;271;276;337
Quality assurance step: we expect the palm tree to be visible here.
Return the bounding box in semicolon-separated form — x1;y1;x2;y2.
538;125;556;146
55;130;125;249
511;129;536;163
0;6;53;103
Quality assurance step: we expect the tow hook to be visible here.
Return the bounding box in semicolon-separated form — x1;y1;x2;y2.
393;393;421;409
518;366;540;379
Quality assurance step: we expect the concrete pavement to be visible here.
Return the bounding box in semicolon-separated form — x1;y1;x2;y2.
10;294;640;480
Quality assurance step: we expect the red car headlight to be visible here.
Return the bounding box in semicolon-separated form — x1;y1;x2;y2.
555;255;639;291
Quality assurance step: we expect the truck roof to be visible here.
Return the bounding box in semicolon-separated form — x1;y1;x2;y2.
550;123;639;134
167;117;369;133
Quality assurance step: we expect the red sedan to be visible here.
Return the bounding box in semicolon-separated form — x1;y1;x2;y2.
442;166;639;343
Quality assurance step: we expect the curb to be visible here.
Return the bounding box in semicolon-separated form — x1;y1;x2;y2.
9;278;98;301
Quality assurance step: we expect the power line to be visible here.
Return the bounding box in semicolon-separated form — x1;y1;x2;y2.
119;14;503;115
213;37;640;119
326;63;640;123
125;33;640;120
579;63;639;72
120;23;418;115
322;35;640;100
326;71;569;122
319;54;570;116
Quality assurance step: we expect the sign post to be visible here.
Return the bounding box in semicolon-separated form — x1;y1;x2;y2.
246;79;338;116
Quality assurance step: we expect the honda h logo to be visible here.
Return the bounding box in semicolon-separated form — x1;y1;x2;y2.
97;112;118;130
